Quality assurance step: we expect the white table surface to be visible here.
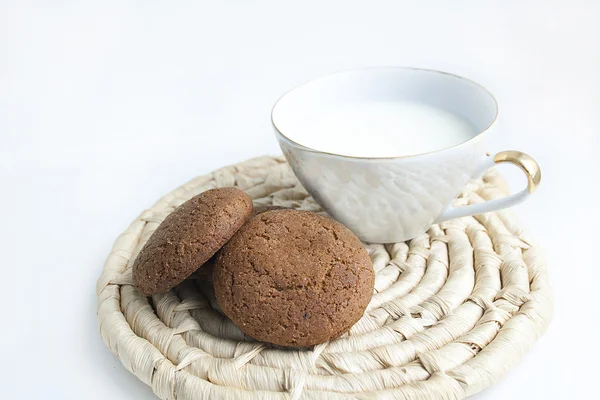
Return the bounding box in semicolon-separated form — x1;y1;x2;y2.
1;1;599;399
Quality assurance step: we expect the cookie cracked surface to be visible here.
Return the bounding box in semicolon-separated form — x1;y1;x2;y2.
213;209;374;347
133;187;253;296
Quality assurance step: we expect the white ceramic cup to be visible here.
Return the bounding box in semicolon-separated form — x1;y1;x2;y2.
272;67;541;243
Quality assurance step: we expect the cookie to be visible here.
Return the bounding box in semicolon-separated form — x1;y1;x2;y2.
251;204;288;216
133;187;253;296
213;209;374;347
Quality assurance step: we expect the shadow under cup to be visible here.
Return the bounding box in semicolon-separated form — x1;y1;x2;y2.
271;67;527;243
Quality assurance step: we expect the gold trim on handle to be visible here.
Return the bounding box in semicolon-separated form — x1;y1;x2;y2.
494;151;542;194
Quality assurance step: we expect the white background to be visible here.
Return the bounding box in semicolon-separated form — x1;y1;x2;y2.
1;1;599;399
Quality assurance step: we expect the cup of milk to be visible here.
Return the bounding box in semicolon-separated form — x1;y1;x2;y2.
272;67;541;243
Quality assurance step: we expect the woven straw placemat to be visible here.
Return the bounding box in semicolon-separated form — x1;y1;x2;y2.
96;156;552;400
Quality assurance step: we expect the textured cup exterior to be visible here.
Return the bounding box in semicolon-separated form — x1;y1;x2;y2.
277;130;491;243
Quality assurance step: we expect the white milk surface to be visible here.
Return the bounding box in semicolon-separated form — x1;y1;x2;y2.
291;101;478;157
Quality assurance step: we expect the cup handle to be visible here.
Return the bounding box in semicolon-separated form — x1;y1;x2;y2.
435;150;542;223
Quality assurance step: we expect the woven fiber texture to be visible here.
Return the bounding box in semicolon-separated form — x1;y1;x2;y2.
96;156;552;400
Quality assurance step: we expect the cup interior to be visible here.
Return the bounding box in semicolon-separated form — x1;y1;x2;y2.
272;67;498;158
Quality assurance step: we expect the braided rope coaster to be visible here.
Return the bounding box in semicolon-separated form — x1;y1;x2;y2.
97;156;552;399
